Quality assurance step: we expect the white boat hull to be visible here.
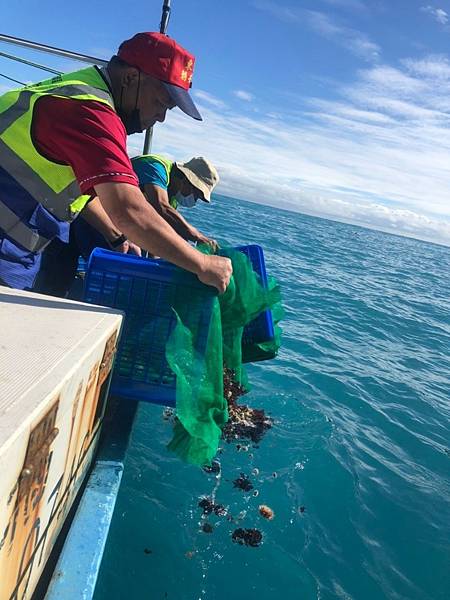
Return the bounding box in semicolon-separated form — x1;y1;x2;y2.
0;287;122;600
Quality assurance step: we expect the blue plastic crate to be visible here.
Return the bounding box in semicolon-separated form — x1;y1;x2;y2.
77;256;88;273
66;257;89;301
235;245;275;348
83;248;216;406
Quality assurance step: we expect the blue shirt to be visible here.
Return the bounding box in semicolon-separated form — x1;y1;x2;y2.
131;156;169;190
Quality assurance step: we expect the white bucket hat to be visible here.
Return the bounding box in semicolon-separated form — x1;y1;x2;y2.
175;157;219;202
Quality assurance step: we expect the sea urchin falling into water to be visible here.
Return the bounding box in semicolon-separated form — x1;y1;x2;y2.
258;505;274;520
222;367;273;443
231;528;263;547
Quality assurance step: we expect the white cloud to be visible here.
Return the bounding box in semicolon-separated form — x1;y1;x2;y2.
306;10;380;61
252;0;300;24
402;54;450;79
253;1;380;62
128;54;450;246
233;90;254;101
193;89;228;109
421;5;449;25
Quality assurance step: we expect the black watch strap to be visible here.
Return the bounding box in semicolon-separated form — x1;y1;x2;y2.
109;233;127;248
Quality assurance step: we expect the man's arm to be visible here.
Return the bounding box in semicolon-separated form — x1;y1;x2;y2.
94;182;231;292
81;197;141;255
81;197;121;241
144;184;217;250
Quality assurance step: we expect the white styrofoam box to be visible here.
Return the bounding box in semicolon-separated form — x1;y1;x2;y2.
0;286;123;600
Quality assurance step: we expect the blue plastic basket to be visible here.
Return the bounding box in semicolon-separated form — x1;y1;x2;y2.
77;256;88;273
235;245;275;348
83;248;215;406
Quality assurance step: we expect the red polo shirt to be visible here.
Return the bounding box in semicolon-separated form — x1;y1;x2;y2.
33;95;139;194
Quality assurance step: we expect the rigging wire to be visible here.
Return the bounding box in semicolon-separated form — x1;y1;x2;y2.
0;50;61;75
0;33;106;66
0;72;24;86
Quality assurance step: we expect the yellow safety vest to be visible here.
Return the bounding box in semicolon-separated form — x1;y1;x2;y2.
0;66;115;252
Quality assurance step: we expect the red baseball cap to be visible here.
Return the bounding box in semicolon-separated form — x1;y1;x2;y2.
117;32;202;121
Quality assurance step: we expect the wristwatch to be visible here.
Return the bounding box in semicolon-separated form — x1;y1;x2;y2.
109;233;128;248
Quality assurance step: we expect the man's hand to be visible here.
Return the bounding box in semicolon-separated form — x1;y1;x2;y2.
195;234;219;253
125;241;142;256
112;238;142;256
96;182;231;292
196;254;232;294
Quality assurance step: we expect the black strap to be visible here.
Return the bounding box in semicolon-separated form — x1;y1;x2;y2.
109;233;127;248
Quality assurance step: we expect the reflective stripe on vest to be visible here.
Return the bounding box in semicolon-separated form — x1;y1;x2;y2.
0;68;115;236
0;202;50;252
0;135;84;219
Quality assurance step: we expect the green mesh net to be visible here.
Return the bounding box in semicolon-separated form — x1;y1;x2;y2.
165;247;283;466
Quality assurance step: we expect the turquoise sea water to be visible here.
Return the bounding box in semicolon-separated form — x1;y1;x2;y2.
94;196;450;600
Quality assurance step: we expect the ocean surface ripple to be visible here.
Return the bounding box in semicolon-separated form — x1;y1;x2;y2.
94;196;450;600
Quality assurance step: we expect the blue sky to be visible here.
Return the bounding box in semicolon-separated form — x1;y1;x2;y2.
2;0;450;245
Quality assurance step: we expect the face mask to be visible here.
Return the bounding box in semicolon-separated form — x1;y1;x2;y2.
121;108;142;135
117;72;143;135
175;192;196;208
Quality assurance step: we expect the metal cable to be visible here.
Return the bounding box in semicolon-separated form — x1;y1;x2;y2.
0;50;61;75
0;34;107;66
0;72;24;85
